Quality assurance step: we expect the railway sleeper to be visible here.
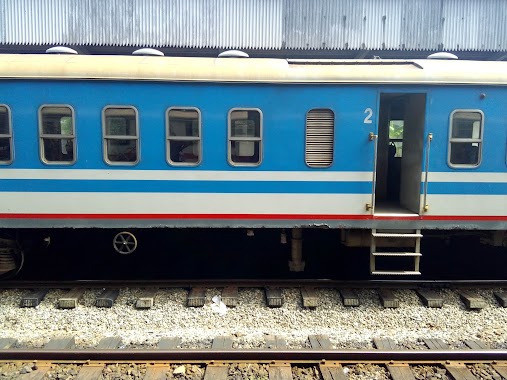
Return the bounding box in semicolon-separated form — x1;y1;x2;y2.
4;286;507;310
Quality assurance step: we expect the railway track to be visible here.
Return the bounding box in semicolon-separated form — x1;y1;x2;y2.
1;282;506;310
4;279;507;289
3;283;507;379
2;341;507;380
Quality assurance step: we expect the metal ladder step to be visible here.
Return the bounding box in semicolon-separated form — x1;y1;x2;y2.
372;233;423;238
372;270;422;276
372;252;422;257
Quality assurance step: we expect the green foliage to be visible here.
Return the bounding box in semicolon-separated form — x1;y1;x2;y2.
389;120;403;139
60;116;73;135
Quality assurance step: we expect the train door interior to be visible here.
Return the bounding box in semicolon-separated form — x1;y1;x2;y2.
375;93;426;214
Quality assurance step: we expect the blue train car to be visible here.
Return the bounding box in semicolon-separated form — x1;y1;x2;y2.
0;53;505;276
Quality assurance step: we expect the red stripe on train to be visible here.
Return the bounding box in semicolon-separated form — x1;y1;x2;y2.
0;213;506;221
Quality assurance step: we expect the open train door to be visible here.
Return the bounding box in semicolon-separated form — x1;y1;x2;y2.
369;93;427;275
374;93;427;215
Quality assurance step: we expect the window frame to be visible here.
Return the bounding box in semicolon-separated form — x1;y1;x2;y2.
305;108;335;168
447;109;484;169
0;104;13;165
227;108;263;167
102;105;140;166
38;104;76;165
166;107;202;167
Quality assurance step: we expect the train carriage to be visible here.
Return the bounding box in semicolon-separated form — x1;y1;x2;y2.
0;52;506;277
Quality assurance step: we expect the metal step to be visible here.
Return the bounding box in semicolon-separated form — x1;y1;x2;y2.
372;270;422;276
372;252;422;257
372;232;423;238
370;229;422;276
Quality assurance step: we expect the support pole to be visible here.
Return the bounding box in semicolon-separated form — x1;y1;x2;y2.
288;228;305;272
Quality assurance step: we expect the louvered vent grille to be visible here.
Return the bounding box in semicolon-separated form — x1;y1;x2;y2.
305;109;334;167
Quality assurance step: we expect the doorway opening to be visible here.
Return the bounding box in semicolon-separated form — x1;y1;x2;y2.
375;93;426;215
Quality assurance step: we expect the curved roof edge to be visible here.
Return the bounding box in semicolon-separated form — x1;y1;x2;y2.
1;54;507;85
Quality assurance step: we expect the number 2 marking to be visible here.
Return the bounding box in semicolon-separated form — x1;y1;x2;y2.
364;108;373;124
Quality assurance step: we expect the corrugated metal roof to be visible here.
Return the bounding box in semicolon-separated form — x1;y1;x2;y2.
0;0;506;52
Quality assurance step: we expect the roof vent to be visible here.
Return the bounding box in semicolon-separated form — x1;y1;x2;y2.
45;46;78;55
218;50;249;58
132;48;164;56
427;52;458;60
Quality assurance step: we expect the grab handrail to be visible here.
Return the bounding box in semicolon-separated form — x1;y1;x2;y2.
422;133;433;212
366;132;378;214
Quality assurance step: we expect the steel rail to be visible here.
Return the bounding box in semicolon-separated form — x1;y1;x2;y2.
3;278;507;289
2;349;507;361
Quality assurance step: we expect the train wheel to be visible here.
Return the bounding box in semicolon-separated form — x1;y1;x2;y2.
112;231;138;255
0;236;24;278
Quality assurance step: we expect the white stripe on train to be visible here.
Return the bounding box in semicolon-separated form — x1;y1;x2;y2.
0;192;504;217
0;169;506;183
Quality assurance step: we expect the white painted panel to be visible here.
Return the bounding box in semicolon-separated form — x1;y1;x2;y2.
1;169;505;183
0;192;371;215
423;195;506;216
0;169;372;182
424;172;507;183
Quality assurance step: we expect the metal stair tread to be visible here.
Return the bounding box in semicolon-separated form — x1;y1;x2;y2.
372;233;423;238
372;270;422;275
372;252;422;256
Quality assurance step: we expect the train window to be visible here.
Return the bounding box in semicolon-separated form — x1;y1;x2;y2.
448;110;483;168
166;108;201;166
0;105;12;164
39;105;76;164
389;120;403;157
305;108;334;167
228;109;262;166
103;106;139;165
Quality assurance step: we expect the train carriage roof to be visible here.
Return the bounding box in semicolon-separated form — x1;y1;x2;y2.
1;54;507;85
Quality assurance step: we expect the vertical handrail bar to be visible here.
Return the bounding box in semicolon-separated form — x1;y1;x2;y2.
369;132;378;215
422;133;433;213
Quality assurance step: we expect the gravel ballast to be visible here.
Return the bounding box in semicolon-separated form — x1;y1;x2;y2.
0;287;507;349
